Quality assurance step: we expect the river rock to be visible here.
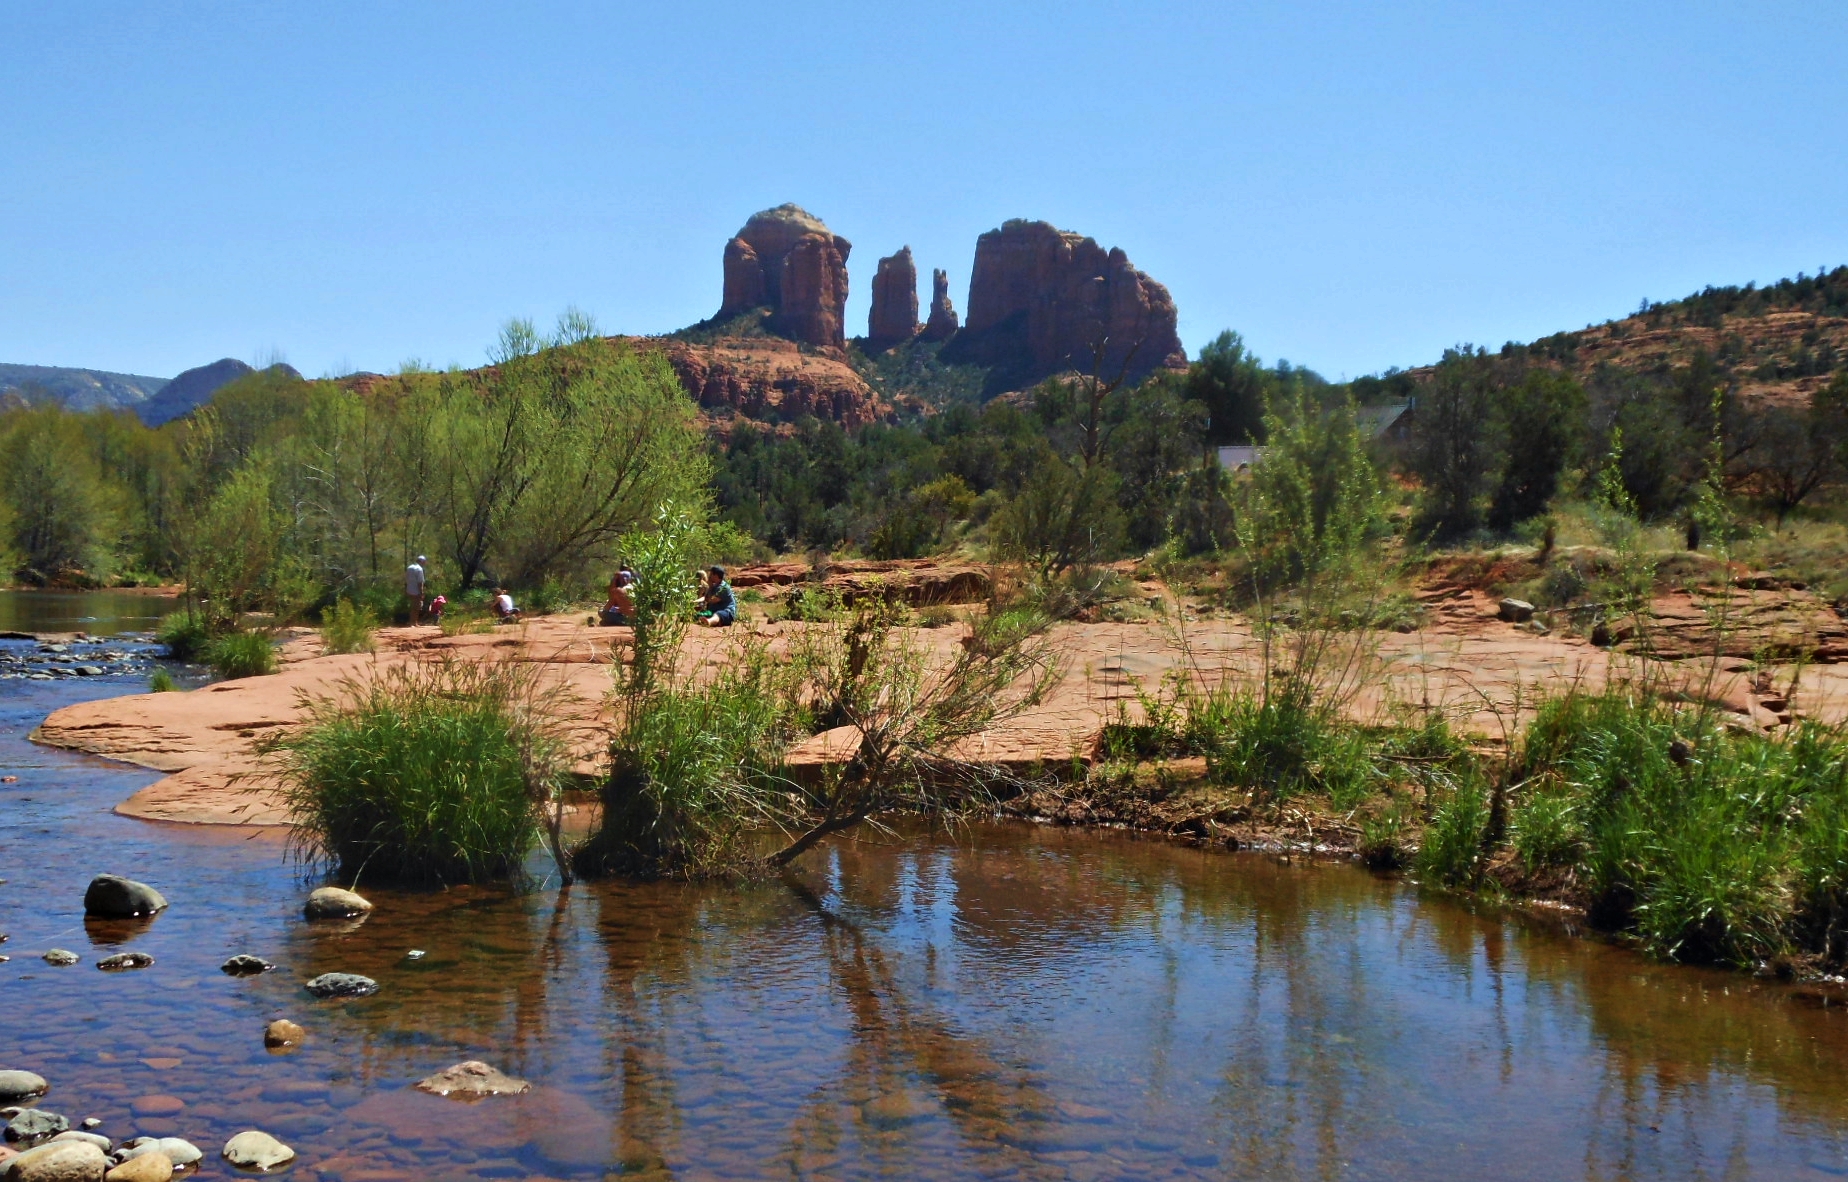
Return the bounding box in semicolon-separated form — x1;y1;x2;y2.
220;1132;292;1171
82;877;167;919
3;1140;105;1182
1498;597;1536;623
414;1061;530;1099
101;1150;167;1182
302;887;371;920
45;1135;107;1154
42;952;78;967
261;1021;304;1049
303;973;377;999
220;956;273;977
0;1075;46;1103
6;1110;68;1145
95;954;152;972
116;1142;195;1170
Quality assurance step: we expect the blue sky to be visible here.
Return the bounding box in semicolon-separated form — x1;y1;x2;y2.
4;1;1845;382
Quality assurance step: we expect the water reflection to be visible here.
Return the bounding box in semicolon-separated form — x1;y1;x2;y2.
8;676;1848;1180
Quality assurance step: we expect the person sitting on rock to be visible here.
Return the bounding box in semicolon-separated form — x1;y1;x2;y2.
492;587;521;622
696;565;735;627
600;569;635;626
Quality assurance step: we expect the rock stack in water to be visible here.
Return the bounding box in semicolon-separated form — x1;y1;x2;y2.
866;247;921;349
718;204;852;351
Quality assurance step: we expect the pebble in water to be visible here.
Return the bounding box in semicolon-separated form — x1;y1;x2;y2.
6;1109;69;1145
0;1073;47;1102
95;954;153;972
301;888;371;921
218;956;272;977
42;951;79;967
413;1061;530;1099
302;973;376;999
221;1131;293;1172
261;1021;304;1050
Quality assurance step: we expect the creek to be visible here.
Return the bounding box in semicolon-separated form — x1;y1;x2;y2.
3;599;1848;1180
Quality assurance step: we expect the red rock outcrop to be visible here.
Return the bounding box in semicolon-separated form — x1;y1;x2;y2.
716;204;852;350
867;247;920;347
921;268;960;341
653;338;883;428
945;219;1186;385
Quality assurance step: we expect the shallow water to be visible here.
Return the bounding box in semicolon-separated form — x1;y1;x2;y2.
0;588;179;636
6;647;1848;1178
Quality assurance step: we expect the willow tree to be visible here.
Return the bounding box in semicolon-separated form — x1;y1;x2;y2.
418;331;708;591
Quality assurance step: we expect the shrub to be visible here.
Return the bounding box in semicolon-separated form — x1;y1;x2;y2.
1511;789;1583;870
319;599;377;655
148;667;177;693
205;630;278;679
1418;779;1490;885
267;659;570;885
1198;680;1375;808
156;611;210;661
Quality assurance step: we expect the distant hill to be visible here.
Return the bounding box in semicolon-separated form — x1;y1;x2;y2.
137;358;259;425
0;363;167;413
1509;265;1848;407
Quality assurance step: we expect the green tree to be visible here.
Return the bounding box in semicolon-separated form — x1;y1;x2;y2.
1239;385;1385;591
1487;368;1586;531
1183;330;1271;445
0;407;122;579
1409;347;1502;539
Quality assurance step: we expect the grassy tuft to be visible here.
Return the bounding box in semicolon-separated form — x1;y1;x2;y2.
206;630;278;679
319;599;377;655
267;659;570;885
147;666;178;693
156;611;209;661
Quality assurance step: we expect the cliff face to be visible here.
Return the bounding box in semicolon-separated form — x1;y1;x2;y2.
945;219;1185;385
655;338;881;428
717;204;852;350
867;247;920;348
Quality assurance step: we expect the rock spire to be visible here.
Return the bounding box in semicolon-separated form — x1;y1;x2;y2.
867;247;921;347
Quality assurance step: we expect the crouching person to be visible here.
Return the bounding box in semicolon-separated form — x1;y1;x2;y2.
696;565;735;627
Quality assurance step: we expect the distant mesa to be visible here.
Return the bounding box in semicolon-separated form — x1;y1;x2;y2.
867;246;921;348
0;362;165;414
137;358;304;426
942;218;1185;387
719;204;853;351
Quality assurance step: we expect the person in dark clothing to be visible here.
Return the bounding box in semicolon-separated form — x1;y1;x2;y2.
697;565;735;627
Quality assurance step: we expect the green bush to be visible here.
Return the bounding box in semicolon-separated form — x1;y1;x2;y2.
319;599;377;655
156;611;210;661
205;630;278;679
1418;779;1490;885
268;659;568;885
1511;789;1583;870
1199;681;1375;808
147;666;178;693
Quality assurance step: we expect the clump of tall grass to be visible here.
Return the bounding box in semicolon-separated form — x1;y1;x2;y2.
319;599;377;655
147;666;178;693
206;630;278;679
156;611;209;661
267;659;571;885
1491;687;1848;966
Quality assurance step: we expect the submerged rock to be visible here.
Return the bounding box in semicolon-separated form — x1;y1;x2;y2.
116;1141;197;1169
414;1061;530;1100
0;1074;47;1102
220;1131;292;1171
82;877;167;919
5;1109;68;1145
302;887;370;920
42;951;78;967
219;956;273;977
303;973;376;999
261;1021;304;1049
3;1139;105;1182
95;953;153;972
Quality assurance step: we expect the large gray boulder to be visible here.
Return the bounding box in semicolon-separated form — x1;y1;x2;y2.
5;1110;67;1145
302;887;371;920
0;1074;46;1103
82;877;167;919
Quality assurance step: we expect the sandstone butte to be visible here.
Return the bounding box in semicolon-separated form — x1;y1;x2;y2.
867;246;921;348
30;560;1848;829
718;204;852;351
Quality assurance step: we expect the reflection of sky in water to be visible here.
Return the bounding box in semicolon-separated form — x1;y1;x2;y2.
5;667;1848;1179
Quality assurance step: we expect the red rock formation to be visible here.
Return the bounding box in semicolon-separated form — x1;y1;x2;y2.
716;204;852;350
651;338;883;428
921;268;960;341
867;247;921;347
947;219;1185;385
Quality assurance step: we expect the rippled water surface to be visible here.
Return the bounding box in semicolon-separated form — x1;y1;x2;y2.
0;589;179;636
6;658;1848;1179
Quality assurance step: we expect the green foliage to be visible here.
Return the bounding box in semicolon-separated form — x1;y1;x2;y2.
184;458;305;626
1511;789;1583;869
319;599;377;655
1488;369;1587;530
147;666;178;693
0;406;124;580
205;630;278;679
268;659;569;885
1418;780;1490;885
866;474;975;559
1197;680;1375;808
990;460;1126;577
156;611;210;661
1410;347;1503;539
616;506;700;701
1236;386;1385;592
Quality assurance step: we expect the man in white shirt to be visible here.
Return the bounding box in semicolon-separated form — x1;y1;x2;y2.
406;556;427;625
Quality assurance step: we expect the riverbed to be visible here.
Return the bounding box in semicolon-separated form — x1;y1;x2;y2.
5;602;1848;1180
